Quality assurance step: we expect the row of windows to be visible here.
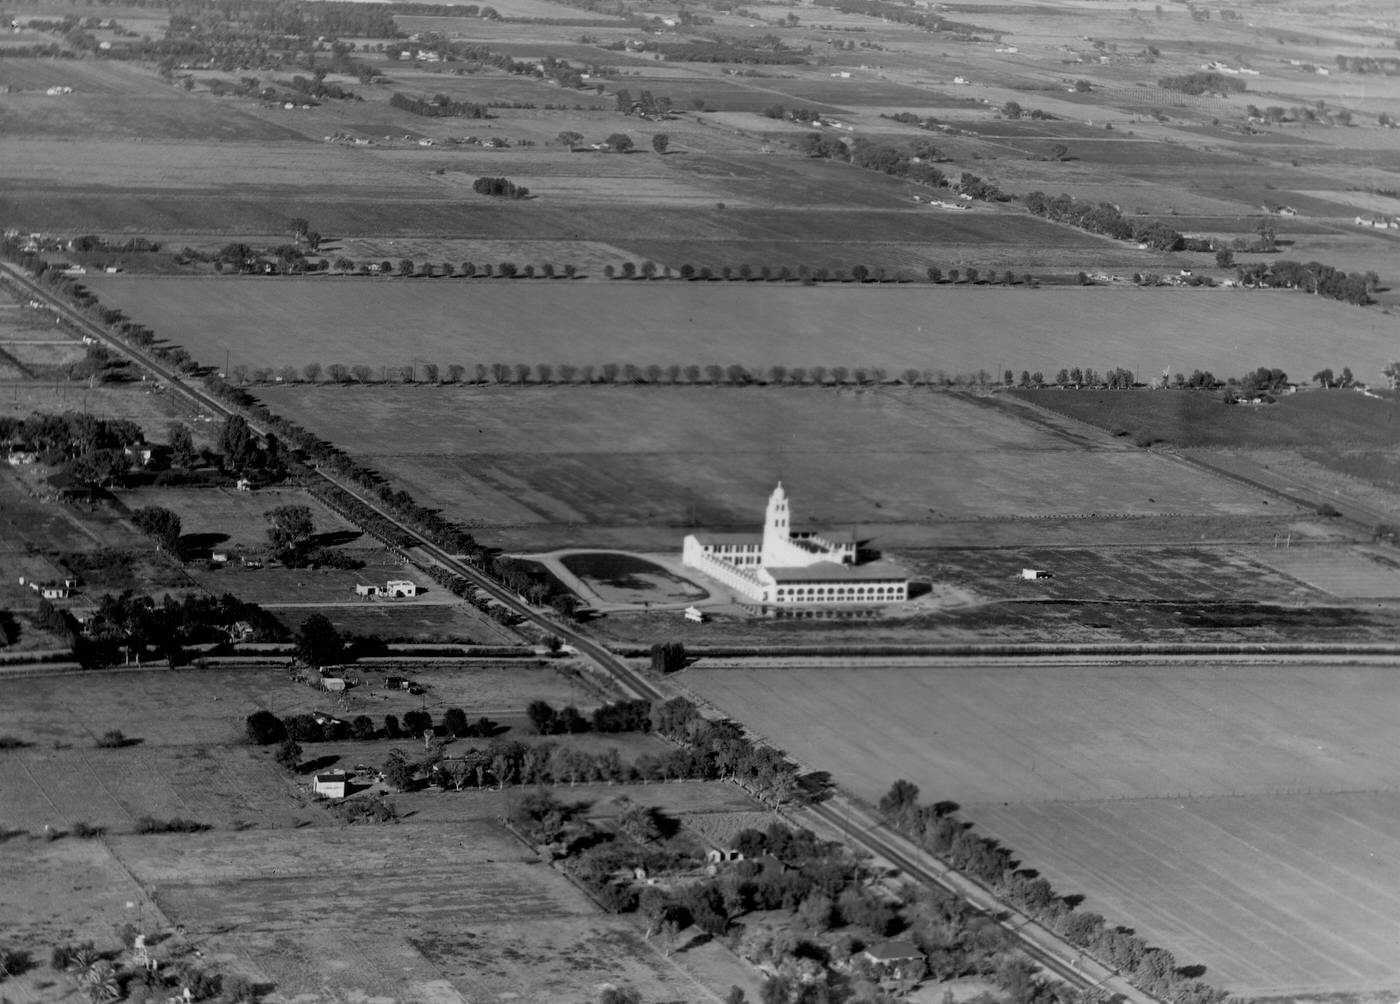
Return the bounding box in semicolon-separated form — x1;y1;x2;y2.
774;584;905;601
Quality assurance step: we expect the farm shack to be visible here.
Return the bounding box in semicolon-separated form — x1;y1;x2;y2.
314;770;349;799
355;584;384;598
684;605;706;623
1020;569;1052;580
385;580;417;598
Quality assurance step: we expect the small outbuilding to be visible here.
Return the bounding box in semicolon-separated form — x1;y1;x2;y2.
684;605;706;623
1020;568;1052;580
385;580;417;598
314;769;349;799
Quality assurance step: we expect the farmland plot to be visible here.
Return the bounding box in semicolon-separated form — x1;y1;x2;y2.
685;661;1400;804
687;661;1400;995
969;793;1400;995
87;277;1400;385
923;545;1323;603
104;822;760;1002
250;385;1277;553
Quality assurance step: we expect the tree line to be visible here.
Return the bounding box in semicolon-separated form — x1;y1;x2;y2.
389;91;490;118
64;590;284;669
1022;191;1184;251
1236;259;1374;305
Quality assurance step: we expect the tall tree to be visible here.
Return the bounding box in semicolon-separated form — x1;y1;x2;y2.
294;613;343;668
167;422;195;469
131;506;182;552
219;414;255;470
266;504;315;553
652;133;670;155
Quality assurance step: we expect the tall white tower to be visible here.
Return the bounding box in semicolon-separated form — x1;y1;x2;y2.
761;482;791;566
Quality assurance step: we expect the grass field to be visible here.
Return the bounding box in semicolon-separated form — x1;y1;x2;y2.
88;277;1400;386
117;484;360;554
686;660;1400;994
560;552;709;605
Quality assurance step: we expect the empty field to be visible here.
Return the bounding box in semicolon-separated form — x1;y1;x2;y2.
1255;545;1400;598
88;277;1400;385
925;545;1324;603
686;661;1400;805
970;792;1400;995
687;660;1400;994
251;385;1279;552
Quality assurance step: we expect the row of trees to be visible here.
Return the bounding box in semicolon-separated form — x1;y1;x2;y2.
246;707;496;747
389;91;490;118
340;696;798;803
1022;191;1184;251
231;361;1161;389
527;698;653;735
1236;259;1375;305
0;411;146;486
70;590;284;669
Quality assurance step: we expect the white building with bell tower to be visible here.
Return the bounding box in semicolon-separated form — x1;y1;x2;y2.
682;483;906;607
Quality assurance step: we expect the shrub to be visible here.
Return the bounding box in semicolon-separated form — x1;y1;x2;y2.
274;738;302;771
245;710;286;745
134;816;210;834
95;729;129;748
402;709;432;736
71;821;105;838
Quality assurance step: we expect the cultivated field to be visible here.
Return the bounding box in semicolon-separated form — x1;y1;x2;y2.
249;385;1284;555
687;660;1400;994
89;277;1400;385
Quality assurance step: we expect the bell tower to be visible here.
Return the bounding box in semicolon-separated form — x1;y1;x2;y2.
762;482;790;566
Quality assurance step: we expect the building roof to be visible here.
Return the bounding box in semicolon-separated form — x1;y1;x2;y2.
764;560;907;583
315;770;348;783
688;532;762;547
864;940;924;962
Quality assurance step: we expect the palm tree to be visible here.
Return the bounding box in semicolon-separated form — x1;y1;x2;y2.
84;963;120;1004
